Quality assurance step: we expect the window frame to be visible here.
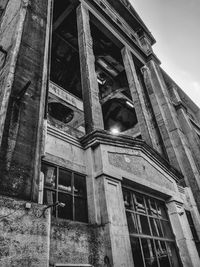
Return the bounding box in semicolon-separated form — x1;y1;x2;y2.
122;186;181;267
41;161;88;223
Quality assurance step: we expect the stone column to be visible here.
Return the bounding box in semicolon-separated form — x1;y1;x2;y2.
77;3;104;134
0;0;51;201
0;0;29;146
185;187;200;240
96;175;134;267
167;199;200;267
142;60;200;210
171;86;200;173
121;47;157;149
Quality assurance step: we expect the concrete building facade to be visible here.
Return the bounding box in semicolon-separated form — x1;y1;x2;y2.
0;0;200;266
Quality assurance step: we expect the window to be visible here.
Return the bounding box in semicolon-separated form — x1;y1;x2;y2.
185;210;200;257
41;162;88;223
123;188;181;267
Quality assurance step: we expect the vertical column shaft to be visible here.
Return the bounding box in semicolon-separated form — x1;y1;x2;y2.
121;47;157;149
142;60;200;211
167;200;200;267
96;175;134;267
77;3;104;134
172;86;200;173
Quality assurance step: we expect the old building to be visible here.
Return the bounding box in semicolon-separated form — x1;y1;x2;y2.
0;0;200;266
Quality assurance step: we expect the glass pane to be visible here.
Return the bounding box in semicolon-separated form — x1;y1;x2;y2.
161;220;174;239
41;164;56;188
157;201;168;219
138;215;151;235
147;198;157;217
74;173;86;197
150;218;163;237
123;190;134;210
58;193;73;220
58;169;72;192
166;242;181;267
75;197;88;223
126;211;138;233
155;240;171;267
130;236;145;267
134;193;146;214
43;189;56;216
141;238;158;267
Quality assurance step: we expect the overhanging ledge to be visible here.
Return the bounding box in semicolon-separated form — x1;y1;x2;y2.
80;129;184;182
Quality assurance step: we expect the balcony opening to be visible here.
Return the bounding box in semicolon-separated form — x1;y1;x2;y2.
90;16;140;136
48;0;85;137
50;0;82;99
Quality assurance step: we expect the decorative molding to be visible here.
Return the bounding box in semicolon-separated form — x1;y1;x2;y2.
80;129;184;182
47;125;82;148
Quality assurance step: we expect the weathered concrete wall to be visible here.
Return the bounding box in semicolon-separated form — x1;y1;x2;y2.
50;218;106;267
0;196;50;267
0;0;28;145
0;0;49;201
92;142;179;197
45;129;86;174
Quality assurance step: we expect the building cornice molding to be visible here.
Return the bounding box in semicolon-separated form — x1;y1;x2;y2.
80;130;184;182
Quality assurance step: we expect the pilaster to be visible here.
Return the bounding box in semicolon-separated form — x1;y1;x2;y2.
142;60;200;211
172;86;200;174
95;174;134;267
121;46;157;150
77;3;104;134
167;199;200;267
0;0;29;146
0;0;50;201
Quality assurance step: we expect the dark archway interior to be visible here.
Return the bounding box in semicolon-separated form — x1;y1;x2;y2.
102;98;138;132
48;102;74;124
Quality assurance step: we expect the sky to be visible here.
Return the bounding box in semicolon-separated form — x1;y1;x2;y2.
130;0;200;107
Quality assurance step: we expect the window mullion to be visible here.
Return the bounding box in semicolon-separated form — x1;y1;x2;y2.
139;237;146;267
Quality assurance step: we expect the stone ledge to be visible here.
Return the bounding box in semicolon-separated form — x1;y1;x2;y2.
80;129;184;182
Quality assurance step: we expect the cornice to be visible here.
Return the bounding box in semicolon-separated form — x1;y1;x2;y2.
80;129;184;182
146;52;161;65
104;0;156;45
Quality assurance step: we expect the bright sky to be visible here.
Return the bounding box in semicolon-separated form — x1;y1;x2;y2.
130;0;200;107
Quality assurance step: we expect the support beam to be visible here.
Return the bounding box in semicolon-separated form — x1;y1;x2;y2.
142;59;200;211
53;4;74;31
77;3;104;133
121;47;157;149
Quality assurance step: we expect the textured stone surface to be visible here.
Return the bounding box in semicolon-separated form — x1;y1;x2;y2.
50;218;105;267
108;151;175;191
0;0;27;146
0;0;48;201
77;4;104;133
0;196;50;267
